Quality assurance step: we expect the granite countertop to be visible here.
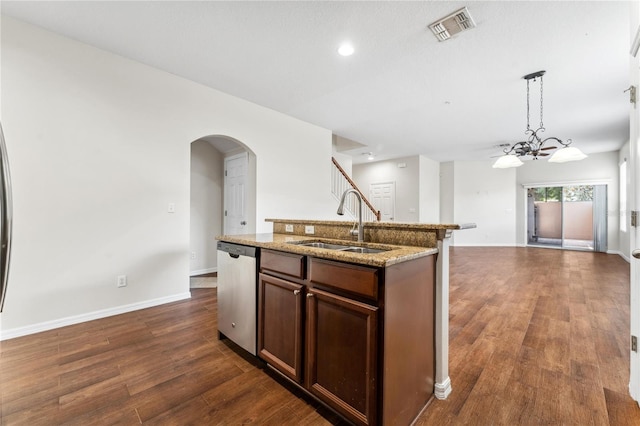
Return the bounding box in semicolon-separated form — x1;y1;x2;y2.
216;233;438;267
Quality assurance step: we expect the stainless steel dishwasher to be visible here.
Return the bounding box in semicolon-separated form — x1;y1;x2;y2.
216;241;258;355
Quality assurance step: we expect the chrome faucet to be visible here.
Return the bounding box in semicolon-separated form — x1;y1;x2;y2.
337;188;364;242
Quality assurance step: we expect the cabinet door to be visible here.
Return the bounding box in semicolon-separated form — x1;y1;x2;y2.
258;273;304;383
306;288;378;426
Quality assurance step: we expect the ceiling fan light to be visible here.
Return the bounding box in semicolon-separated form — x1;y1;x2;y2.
548;146;588;163
492;154;524;169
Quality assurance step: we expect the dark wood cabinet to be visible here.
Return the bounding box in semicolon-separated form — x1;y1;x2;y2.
258;248;436;426
258;273;304;383
306;287;377;426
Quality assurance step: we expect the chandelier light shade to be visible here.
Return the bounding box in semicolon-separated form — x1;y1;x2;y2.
492;70;587;168
492;154;524;168
548;146;588;163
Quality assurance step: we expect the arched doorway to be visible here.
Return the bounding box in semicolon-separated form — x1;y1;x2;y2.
189;135;256;287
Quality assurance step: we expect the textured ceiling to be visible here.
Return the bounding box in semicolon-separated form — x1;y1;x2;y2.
0;1;632;164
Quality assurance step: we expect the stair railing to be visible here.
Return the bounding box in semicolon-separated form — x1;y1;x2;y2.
331;157;381;222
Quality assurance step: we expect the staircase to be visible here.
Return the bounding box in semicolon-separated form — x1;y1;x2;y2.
331;157;381;222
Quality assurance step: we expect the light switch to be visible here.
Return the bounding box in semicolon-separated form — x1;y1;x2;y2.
168;203;176;213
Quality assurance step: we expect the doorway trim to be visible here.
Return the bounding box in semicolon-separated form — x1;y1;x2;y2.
521;179;611;250
224;151;249;236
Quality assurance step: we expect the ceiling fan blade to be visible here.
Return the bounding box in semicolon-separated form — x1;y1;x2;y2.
538;153;550;156
540;146;557;150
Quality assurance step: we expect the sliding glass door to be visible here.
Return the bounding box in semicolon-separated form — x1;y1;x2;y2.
527;184;607;252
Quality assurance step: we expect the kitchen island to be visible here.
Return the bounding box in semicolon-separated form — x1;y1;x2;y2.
217;219;474;425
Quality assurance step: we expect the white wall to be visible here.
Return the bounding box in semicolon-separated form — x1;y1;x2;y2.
439;162;454;223
0;17;335;336
190;140;223;275
450;161;517;246
515;151;620;252
352;155;440;223
419;155;440;222
447;153;621;250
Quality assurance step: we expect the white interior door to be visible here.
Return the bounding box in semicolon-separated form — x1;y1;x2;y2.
370;182;395;221
629;10;640;403
224;153;248;235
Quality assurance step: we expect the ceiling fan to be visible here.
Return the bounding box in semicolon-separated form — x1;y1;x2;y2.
511;141;557;159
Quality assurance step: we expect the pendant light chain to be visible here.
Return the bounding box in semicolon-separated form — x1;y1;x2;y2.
526;78;531;131
539;75;544;129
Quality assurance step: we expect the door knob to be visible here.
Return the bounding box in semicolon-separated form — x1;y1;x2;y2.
633;249;640;259
240;221;247;225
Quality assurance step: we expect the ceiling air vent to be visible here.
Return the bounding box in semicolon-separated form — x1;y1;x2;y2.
428;7;476;42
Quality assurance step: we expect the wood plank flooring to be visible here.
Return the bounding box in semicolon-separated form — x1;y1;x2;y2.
1;247;638;425
419;247;638;425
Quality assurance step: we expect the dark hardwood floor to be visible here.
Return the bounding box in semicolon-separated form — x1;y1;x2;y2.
1;247;638;425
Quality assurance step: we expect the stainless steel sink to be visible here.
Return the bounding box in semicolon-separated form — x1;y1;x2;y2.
340;247;387;254
289;241;390;254
294;241;352;250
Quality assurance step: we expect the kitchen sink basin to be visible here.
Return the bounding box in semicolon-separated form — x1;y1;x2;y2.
294;241;353;250
340;247;387;254
289;240;390;254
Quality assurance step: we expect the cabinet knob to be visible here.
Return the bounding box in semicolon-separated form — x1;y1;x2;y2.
231;322;236;328
293;289;301;295
306;293;313;298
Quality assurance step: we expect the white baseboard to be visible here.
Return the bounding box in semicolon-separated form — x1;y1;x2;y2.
608;250;630;263
190;267;217;277
0;292;192;341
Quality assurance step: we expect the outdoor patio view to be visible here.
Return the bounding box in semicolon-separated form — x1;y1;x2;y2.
527;185;595;250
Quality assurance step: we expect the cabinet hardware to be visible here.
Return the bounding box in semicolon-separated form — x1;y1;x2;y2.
632;211;639;227
306;293;313;298
293;289;300;295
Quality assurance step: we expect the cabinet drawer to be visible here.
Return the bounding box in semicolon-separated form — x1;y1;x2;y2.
309;258;379;300
261;249;305;279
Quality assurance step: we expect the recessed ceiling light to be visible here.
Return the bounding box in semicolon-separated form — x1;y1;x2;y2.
338;42;354;56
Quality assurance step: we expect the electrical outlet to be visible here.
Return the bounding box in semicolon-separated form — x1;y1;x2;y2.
190;251;196;260
285;224;294;232
305;225;315;234
632;335;637;352
117;275;127;288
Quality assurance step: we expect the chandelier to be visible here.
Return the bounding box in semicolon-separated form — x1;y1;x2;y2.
492;70;587;169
